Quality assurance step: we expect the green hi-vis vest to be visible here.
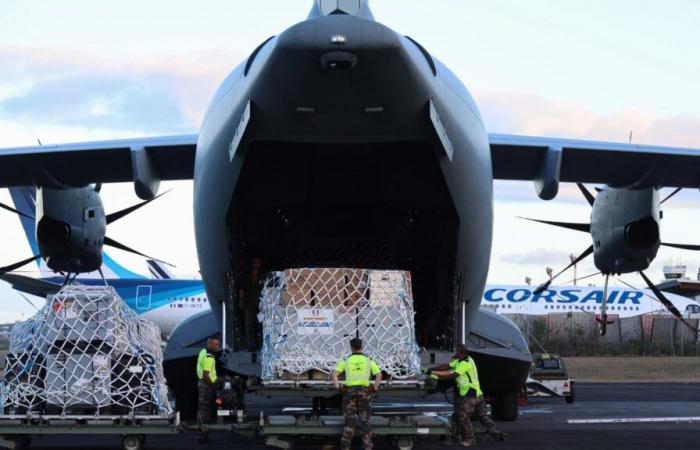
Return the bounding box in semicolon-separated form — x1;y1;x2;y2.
196;348;218;383
335;353;381;387
453;357;483;397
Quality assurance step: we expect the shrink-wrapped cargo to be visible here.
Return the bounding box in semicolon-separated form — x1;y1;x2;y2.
0;286;170;415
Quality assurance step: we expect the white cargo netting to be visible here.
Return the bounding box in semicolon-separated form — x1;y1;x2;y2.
0;286;171;415
260;268;422;381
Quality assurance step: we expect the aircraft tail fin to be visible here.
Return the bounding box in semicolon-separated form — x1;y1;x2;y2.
147;259;175;280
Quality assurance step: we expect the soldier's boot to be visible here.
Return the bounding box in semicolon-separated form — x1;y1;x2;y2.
487;427;508;442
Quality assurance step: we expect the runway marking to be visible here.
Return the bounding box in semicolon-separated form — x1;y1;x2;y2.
568;417;700;424
520;409;554;415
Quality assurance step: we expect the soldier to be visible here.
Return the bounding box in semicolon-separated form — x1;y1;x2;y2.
196;336;220;444
331;338;382;450
428;345;499;447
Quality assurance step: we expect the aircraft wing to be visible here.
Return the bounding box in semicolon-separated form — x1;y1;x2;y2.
490;133;700;188
0;273;61;297
0;134;197;188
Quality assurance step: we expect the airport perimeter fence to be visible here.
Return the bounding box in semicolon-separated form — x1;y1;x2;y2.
506;313;700;357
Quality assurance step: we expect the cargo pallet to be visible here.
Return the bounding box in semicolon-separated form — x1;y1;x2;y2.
252;381;450;450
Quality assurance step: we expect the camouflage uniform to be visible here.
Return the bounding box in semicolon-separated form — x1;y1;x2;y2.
452;395;497;443
449;357;496;444
341;387;373;450
197;380;216;427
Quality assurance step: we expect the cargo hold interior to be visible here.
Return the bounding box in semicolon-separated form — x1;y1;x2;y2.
226;141;460;352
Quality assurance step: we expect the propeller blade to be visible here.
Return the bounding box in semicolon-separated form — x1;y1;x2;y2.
660;187;682;205
0;201;35;220
639;271;698;333
104;236;176;267
105;189;171;225
17;291;38;310
533;245;594;295
0;255;41;276
661;242;700;251
577;183;596;207
517;217;590;233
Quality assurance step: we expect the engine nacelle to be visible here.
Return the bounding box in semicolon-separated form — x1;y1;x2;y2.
590;187;660;274
35;187;106;273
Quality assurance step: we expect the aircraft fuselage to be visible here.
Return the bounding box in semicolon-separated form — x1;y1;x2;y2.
193;13;493;358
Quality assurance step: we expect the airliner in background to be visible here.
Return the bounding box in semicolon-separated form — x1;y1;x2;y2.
5;185;696;334
0;187;210;338
482;285;700;319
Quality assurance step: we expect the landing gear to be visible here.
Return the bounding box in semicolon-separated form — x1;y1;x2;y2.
491;392;518;422
164;358;198;420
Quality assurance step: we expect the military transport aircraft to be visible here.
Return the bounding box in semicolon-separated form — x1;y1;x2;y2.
1;0;699;418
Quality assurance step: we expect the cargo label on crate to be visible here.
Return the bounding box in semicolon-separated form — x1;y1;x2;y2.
52;299;78;319
297;308;334;335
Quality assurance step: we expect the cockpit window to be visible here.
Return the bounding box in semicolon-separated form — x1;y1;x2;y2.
318;0;362;16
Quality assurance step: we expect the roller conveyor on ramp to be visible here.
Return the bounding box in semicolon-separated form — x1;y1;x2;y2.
0;410;452;450
263;413;451;450
0;414;181;450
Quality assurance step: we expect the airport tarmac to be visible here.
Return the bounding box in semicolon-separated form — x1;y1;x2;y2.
15;383;700;450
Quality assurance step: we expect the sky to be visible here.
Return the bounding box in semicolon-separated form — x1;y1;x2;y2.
0;0;699;320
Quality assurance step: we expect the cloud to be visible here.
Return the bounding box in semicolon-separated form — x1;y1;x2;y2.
0;46;245;143
476;90;700;148
500;248;574;266
495;180;596;204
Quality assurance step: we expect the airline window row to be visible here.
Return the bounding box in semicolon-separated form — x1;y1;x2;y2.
542;305;640;311
493;304;640;311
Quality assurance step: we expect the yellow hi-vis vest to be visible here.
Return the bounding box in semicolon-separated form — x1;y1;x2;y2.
196;348;218;383
454;357;482;397
335;353;381;387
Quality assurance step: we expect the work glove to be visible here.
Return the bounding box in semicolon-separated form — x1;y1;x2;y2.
367;386;377;395
215;397;224;407
430;374;439;380
337;386;346;395
421;368;432;375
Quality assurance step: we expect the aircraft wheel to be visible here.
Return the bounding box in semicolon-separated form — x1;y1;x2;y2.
492;392;518;422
